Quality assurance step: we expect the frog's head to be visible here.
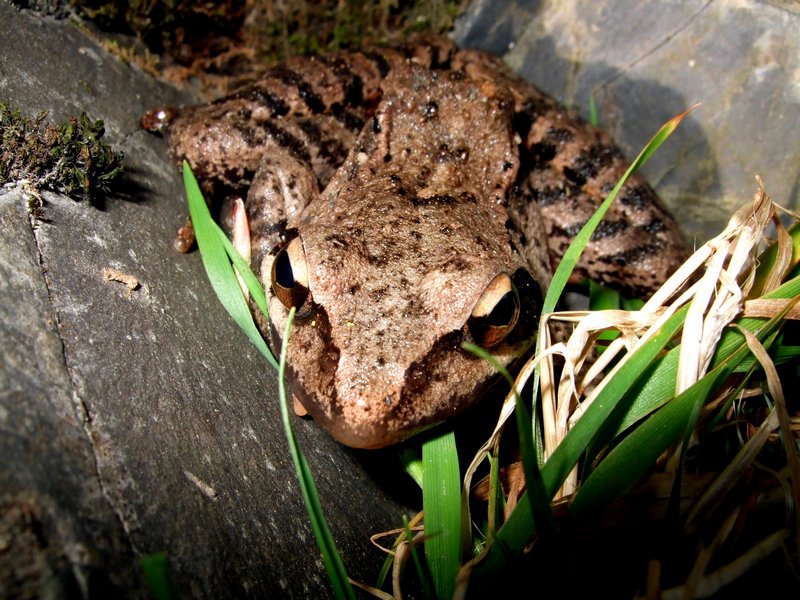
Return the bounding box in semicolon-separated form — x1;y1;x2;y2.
257;61;550;448
261;179;545;448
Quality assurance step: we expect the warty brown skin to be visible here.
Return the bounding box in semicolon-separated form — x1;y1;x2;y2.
144;37;689;448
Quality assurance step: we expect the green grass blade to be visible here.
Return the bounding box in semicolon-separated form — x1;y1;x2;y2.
404;516;434;599
570;366;721;518
422;428;461;600
588;281;622;311
400;446;424;489
277;308;355;600
182;162;278;370
140;552;180;600
588;95;598;127
214;227;270;320
462;343;554;541
540;106;695;315
589;281;622;351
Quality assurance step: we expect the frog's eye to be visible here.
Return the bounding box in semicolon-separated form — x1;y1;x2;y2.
468;273;520;348
271;237;309;309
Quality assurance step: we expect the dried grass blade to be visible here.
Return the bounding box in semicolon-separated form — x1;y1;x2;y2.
685;407;778;531
683;508;741;598
641;529;790;600
737;322;800;548
677;241;730;394
759;224;800;288
743;298;800;319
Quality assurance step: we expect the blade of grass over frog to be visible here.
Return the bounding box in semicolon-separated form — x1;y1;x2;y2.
422;428;461;600
529;107;696;459
462;343;554;540
140;552;180;600
541;105;696;316
215;227;269;319
277;307;355;600
473;302;690;580
183;162;278;370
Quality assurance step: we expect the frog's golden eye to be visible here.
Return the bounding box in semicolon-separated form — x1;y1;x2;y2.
271;237;309;309
468;273;520;348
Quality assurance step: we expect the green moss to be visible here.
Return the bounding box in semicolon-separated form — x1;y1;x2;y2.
0;102;123;202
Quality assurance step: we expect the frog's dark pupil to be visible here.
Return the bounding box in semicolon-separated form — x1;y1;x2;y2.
486;291;517;326
274;248;295;288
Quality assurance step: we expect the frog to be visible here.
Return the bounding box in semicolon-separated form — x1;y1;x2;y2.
143;36;689;449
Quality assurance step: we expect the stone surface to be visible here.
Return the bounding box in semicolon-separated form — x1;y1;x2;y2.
0;3;409;597
455;0;800;242
2;0;798;597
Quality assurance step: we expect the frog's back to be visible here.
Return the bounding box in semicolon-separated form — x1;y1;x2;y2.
147;35;687;298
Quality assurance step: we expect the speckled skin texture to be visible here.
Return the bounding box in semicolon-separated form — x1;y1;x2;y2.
147;37;688;448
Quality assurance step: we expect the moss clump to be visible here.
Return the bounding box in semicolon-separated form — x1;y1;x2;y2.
0;102;124;202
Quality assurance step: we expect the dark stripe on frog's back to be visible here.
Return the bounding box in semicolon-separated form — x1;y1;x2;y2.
253;37;455;121
509;83;688;297
166;40;456;195
448;47;688;297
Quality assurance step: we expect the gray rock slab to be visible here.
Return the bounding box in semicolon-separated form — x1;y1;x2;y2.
3;0;798;597
0;2;409;597
455;0;800;242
